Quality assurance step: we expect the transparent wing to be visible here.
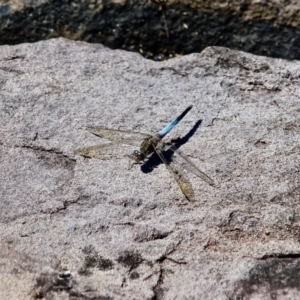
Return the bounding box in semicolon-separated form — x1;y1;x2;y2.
170;146;215;186
86;126;150;142
76;139;141;160
153;146;195;201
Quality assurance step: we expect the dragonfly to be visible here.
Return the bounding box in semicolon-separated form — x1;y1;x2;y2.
76;105;214;201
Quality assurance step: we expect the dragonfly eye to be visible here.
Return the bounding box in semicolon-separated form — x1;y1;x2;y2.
129;150;145;163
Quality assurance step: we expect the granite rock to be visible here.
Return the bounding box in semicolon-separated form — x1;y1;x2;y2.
1;38;300;299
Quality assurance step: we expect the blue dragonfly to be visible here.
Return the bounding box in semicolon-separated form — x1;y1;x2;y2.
77;106;214;201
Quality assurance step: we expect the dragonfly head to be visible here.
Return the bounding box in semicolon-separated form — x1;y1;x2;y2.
129;150;145;163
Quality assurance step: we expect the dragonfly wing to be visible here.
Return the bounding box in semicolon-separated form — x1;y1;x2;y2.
86;126;150;143
153;146;195;201
170;146;215;186
76;141;132;160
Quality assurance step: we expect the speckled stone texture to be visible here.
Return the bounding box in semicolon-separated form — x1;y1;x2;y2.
1;38;300;299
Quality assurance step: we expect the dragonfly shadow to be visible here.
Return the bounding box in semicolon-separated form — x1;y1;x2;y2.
140;119;202;173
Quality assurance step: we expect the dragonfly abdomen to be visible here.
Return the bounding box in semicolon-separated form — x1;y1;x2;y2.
158;105;193;138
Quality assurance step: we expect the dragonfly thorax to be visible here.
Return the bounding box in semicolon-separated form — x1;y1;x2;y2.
129;135;159;163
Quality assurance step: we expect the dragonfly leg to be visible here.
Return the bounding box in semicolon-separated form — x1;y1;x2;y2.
127;159;144;170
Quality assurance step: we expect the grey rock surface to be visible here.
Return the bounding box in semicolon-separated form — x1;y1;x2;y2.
1;38;300;299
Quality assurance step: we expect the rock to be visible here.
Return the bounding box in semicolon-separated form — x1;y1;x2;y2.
2;0;300;60
1;38;300;299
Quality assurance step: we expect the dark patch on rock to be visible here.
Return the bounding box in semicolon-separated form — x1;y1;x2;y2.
233;258;300;299
78;246;114;276
117;250;143;270
32;272;74;299
36;151;76;171
129;271;140;280
32;272;113;300
98;257;114;271
19;144;76;171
